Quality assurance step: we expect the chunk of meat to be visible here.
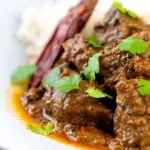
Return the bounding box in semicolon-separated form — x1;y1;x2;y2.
62;33;128;88
62;34;95;72
99;43;132;88
61;34;131;90
43;88;113;127
131;31;150;78
99;31;150;89
63;124;111;148
94;7;146;45
61;31;150;91
133;60;150;77
113;79;150;149
22;62;76;120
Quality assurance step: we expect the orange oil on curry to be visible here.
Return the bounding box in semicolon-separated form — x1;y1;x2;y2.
7;85;108;150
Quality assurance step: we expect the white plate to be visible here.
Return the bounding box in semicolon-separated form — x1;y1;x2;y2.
0;0;150;150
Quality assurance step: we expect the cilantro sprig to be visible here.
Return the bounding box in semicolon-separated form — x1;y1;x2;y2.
113;1;126;13
86;87;112;99
84;53;100;81
88;35;102;48
45;67;81;93
127;9;137;19
11;64;37;84
46;67;61;87
27;122;54;136
118;37;148;54
113;1;137;19
55;74;82;92
138;79;150;96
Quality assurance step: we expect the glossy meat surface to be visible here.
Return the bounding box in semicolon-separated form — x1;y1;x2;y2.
43;87;113;126
94;7;146;45
113;79;150;149
62;34;92;72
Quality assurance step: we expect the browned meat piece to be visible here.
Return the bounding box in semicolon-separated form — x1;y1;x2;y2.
62;33;128;88
94;7;146;45
133;59;150;77
22;86;45;104
21;86;46;122
61;34;95;72
61;31;150;90
23;63;113;130
61;27;150;90
61;33;131;88
113;79;150;149
131;31;150;78
43;88;113;127
99;31;150;89
62;123;111;149
99;43;132;88
22;62;75;120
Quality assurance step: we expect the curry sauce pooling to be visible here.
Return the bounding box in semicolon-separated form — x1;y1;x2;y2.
8;86;109;150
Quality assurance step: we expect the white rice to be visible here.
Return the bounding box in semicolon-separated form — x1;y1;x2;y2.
16;4;65;57
17;0;150;58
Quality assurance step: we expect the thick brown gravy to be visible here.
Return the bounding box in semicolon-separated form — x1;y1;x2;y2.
7;85;108;150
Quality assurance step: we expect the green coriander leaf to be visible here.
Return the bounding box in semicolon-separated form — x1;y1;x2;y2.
118;37;148;54
55;74;81;92
84;67;95;81
138;79;150;96
113;1;126;13
11;64;37;84
27;122;54;136
113;1;137;19
46;67;61;87
44;123;54;135
126;9;137;19
84;53;100;81
86;87;112;99
27;124;45;135
88;35;102;48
